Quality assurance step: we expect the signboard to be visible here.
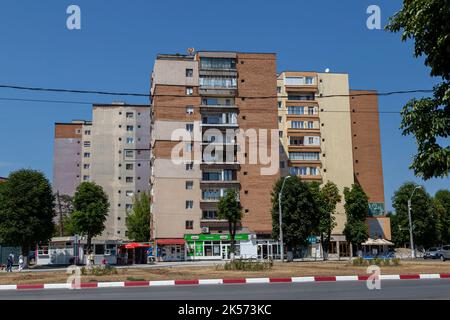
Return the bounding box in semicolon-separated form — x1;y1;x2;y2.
368;203;385;217
184;234;250;242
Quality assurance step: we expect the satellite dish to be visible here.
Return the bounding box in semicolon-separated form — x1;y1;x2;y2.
187;48;195;56
325;68;330;73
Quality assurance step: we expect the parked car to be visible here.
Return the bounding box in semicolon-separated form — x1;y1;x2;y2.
424;247;441;259
440;245;450;261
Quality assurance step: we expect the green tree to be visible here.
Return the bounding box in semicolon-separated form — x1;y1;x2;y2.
343;184;369;253
386;0;450;179
217;188;242;260
126;192;151;242
0;169;55;264
54;194;74;237
434;189;450;244
69;182;109;251
311;181;341;260
391;182;438;249
272;177;319;257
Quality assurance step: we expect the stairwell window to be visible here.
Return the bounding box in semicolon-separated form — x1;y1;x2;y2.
186;87;194;95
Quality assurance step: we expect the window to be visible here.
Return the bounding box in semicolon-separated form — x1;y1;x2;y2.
83;141;91;147
291;121;304;129
126;177;133;183
75;129;81;134
185;181;194;190
279;130;283;138
186;87;194;95
277;86;281;93
185;200;193;209
126;137;134;144
84;152;91;158
288;94;314;101
280;161;285;169
186;142;193;152
185;162;194;171
305;77;314;85
83;164;90;169
202;210;217;220
126;191;134;197
290;137;304;145
126;112;134;118
125;204;133;211
83;175;90;181
284;77;304;85
125;150;134;158
84;130;91;135
186;106;194;114
308;107;315;115
200;57;236;70
278;101;282;109
278;116;282;123
186;123;194;132
287;106;304;115
307;121;314;129
126;125;134;132
199;76;237;88
185;220;194;230
126;163;133;170
289;152;320;161
310;167;318;175
186;68;193;77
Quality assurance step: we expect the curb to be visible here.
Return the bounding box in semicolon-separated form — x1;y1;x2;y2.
1;273;449;291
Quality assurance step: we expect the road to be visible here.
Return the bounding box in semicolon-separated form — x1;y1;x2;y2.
1;279;450;300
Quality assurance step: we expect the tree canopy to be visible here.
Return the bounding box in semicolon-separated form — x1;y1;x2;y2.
0;169;55;258
271;177;319;250
218;188;242;258
386;0;450;179
343;184;369;248
69;182;109;250
126;192;151;242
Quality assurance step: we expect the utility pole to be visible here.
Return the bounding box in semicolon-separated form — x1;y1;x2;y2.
408;186;422;259
56;192;64;236
278;176;291;262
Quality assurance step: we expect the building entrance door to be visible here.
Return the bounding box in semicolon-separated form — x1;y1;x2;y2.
221;244;230;260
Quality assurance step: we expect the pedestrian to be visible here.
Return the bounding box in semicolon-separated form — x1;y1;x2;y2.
6;252;14;272
88;251;95;267
18;254;24;271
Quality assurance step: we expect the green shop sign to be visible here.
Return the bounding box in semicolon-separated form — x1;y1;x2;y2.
184;234;250;242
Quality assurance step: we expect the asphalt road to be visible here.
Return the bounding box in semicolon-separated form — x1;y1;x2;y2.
1;279;450;300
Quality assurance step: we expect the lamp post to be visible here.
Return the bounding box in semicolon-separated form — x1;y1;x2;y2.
407;185;422;259
279;176;291;262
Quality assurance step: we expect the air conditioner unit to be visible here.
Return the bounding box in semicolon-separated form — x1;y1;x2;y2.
201;227;210;234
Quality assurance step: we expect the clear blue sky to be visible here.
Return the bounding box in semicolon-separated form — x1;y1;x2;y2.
0;1;448;211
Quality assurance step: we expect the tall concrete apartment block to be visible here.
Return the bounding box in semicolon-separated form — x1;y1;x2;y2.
53;120;91;196
150;51;279;243
277;72;389;254
53;104;151;239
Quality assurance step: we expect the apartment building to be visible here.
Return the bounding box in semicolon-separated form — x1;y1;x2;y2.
277;71;389;257
0;177;6;184
53;120;90;196
53;104;151;239
150;51;279;260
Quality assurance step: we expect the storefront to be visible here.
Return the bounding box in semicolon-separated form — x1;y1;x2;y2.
156;239;185;262
185;234;256;260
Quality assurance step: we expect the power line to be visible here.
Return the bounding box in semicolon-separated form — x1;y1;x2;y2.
0;96;403;114
0;83;433;98
0;84;150;97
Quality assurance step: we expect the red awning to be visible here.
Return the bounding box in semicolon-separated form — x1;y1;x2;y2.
121;243;151;249
156;239;185;245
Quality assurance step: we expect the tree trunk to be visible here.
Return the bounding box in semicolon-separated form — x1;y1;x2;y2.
229;222;236;261
21;245;29;269
87;234;92;253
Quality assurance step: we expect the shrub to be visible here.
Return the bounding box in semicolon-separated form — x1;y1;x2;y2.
221;259;273;271
352;257;365;266
392;258;401;266
127;276;145;281
81;265;118;276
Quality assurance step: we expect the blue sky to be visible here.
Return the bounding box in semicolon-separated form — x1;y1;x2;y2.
0;0;447;210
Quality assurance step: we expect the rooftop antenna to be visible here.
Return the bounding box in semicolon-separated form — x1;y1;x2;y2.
187;48;195;56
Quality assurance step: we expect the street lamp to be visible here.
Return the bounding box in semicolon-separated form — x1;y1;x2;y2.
279;176;291;262
408;185;422;259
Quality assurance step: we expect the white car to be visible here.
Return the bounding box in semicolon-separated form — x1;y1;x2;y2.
440;245;450;261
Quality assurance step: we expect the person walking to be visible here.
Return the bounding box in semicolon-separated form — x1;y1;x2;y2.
18;254;24;271
6;252;14;272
